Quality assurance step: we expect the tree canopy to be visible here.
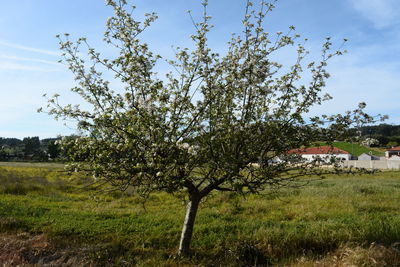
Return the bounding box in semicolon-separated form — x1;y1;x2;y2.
0;136;61;161
41;0;381;254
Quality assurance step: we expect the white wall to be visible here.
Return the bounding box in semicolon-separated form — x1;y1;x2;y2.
341;160;400;169
301;153;351;162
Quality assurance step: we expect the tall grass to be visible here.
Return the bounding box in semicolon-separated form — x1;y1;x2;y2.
0;166;399;265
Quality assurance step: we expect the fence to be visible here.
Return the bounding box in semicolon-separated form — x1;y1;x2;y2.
341;160;400;170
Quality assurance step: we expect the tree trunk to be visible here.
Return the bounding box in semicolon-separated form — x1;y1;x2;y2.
178;194;201;255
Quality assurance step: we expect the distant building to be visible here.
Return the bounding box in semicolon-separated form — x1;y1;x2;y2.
388;155;400;161
358;153;380;161
288;146;351;162
385;146;400;158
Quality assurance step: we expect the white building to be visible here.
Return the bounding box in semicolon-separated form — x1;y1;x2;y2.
385;146;400;158
358;153;380;161
288;146;351;162
388;155;400;161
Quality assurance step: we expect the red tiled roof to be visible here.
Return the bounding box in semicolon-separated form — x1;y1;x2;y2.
288;146;350;155
386;146;400;151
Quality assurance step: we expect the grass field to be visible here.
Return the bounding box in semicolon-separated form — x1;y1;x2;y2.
0;164;399;266
318;142;385;157
0;161;65;168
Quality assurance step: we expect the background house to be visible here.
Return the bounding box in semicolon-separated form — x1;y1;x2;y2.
358;153;380;161
288;146;351;162
385;146;400;158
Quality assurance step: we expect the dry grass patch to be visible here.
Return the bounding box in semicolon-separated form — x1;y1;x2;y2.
0;233;94;266
294;243;400;267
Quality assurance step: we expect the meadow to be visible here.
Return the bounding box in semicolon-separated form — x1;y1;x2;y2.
0;163;399;266
317;142;385;157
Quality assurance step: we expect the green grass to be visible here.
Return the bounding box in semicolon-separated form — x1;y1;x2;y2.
318;141;385;157
0;165;399;265
0;161;64;168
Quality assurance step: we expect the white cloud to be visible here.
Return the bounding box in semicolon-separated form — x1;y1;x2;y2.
0;40;63;72
349;0;400;28
309;48;400;125
0;61;59;72
0;40;59;56
0;54;61;66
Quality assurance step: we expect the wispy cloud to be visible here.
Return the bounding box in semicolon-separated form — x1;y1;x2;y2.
0;40;59;56
309;55;400;125
349;0;400;28
0;54;60;66
0;61;59;72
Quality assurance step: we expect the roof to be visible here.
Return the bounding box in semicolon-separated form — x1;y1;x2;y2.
288;146;350;155
386;146;400;151
359;153;373;157
358;153;380;159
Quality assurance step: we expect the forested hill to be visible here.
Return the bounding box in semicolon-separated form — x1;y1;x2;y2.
359;124;400;137
357;124;400;147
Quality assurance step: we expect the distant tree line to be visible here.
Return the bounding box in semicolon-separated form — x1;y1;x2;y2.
357;124;400;147
1;125;399;162
0;136;62;162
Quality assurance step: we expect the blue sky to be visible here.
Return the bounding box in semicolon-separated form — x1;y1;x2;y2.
0;0;399;139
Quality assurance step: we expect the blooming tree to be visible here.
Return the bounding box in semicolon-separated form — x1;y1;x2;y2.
41;0;379;254
361;137;380;147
